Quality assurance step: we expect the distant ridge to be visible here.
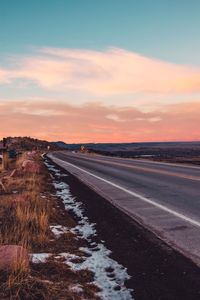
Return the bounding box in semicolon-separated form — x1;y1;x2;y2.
54;141;200;151
54;141;200;162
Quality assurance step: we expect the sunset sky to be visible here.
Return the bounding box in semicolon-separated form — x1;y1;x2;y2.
0;0;200;142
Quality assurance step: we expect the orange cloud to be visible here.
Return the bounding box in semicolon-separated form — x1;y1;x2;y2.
0;100;199;142
1;48;200;96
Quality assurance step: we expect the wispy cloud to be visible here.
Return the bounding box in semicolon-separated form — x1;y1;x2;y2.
0;100;199;142
1;47;200;96
1;47;199;142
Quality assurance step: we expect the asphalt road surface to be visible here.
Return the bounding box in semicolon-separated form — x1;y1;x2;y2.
48;151;200;265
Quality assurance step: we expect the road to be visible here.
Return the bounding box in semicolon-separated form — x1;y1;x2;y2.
48;151;200;265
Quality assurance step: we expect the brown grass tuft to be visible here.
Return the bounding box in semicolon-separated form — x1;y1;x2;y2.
0;153;52;299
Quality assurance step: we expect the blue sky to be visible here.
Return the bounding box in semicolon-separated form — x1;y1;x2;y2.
1;0;200;64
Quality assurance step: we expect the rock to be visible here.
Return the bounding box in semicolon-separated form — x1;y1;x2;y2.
0;245;29;271
22;160;40;174
22;159;33;169
26;151;37;160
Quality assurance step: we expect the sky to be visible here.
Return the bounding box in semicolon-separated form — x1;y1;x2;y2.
0;0;200;143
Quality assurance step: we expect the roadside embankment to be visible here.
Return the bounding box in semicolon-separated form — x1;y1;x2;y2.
0;152;101;299
47;155;200;300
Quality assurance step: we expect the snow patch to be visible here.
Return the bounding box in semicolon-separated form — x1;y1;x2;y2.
31;253;51;263
54;181;96;239
45;159;133;299
55;252;81;262
50;225;70;237
44;161;61;176
68;284;83;294
68;244;132;300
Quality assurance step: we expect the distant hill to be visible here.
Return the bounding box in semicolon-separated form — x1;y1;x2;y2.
54;141;200;160
54;141;200;151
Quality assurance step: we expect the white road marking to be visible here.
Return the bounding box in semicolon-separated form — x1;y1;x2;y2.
49;154;200;229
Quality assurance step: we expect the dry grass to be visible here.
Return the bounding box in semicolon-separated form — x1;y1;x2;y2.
0;196;50;249
15;204;49;246
0;152;98;299
0;153;52;299
5;173;42;195
15;152;27;169
1;269;49;300
4;251;48;300
0;160;51;254
7;248;30;287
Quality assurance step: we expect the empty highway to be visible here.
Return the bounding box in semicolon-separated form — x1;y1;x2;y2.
48;151;200;265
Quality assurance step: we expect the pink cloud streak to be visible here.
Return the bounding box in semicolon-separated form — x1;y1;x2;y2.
1;48;200;95
0;100;199;143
